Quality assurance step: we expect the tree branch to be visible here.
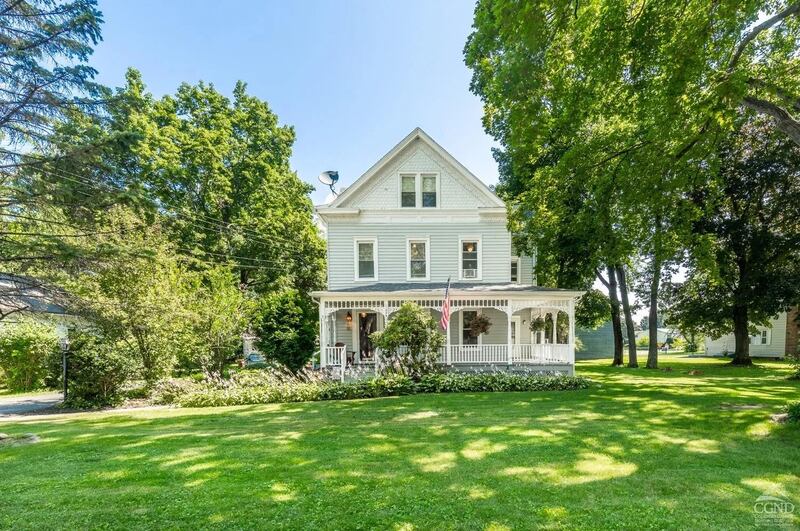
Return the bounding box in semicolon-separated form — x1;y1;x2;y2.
742;96;800;145
728;3;800;72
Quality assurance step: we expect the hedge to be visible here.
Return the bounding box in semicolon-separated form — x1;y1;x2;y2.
153;371;591;408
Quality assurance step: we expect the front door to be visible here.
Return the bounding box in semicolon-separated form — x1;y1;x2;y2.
358;312;377;361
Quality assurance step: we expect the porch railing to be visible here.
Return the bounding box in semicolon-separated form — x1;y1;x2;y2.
512;343;571;364
323;344;572;368
324;346;345;366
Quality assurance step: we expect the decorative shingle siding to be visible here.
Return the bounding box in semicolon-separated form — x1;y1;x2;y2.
338;139;497;210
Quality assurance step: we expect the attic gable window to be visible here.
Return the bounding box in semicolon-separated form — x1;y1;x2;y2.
399;172;438;208
401;174;416;207
422;174;437;207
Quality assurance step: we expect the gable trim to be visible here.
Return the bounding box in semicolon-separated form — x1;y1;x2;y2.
329;127;505;209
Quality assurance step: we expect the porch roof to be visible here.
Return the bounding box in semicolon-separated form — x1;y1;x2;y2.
312;282;583;298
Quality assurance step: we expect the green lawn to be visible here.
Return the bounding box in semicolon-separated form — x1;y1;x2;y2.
1;356;798;530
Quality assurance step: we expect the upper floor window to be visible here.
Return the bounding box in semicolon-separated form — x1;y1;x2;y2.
401;174;416;207
407;238;429;280
422;174;437;207
354;238;377;281
460;237;481;280
399;173;438;208
510;258;519;283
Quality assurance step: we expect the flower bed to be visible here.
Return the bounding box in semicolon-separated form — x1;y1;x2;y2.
153;370;591;408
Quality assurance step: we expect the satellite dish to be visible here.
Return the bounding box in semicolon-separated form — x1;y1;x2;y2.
318;170;339;196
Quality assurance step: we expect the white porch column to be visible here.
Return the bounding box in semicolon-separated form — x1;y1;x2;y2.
551;311;557;344
568;299;576;366
319;303;327;368
506;302;513;365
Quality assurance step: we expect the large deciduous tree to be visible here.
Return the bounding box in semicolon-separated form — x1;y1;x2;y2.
672;114;800;365
464;1;800;368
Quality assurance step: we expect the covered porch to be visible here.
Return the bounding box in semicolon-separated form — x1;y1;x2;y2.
312;284;581;376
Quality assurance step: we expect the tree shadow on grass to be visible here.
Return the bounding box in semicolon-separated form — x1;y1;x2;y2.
0;367;798;529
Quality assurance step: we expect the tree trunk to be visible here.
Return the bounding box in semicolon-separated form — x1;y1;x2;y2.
731;303;753;366
607;264;624;366
616;264;638;368
646;254;661;369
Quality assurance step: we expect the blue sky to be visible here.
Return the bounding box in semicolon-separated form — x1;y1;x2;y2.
90;0;497;204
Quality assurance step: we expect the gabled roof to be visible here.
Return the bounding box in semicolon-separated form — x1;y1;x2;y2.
327;127;505;209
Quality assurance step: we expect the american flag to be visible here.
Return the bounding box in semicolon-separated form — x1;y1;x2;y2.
440;277;451;331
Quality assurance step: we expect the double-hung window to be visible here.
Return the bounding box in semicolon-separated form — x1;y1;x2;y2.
421;174;437;207
400;173;437;208
751;329;770;345
401;174;416;207
459;237;481;280
354;238;377;281
510;258;519;283
407;238;429;280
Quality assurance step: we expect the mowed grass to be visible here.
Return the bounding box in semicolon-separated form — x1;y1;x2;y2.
1;356;799;530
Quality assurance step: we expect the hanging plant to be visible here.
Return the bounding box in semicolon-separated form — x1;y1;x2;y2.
529;316;546;332
469;314;492;337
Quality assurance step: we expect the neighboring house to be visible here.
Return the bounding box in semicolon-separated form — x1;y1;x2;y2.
704;308;799;358
575;322;615;359
0;273;77;338
312;128;582;375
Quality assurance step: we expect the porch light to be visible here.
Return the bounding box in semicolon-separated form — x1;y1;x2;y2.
359;312;366;318
346;311;353;330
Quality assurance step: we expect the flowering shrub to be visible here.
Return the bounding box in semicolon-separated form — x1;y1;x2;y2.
155;368;590;408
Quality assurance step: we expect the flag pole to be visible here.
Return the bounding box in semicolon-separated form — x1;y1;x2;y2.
445;277;451;366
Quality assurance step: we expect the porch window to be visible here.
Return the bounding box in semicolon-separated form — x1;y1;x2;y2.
407;238;429;280
355;239;376;280
510;258;519;283
422;174;437;207
462;310;478;345
401;174;416;207
460;238;480;280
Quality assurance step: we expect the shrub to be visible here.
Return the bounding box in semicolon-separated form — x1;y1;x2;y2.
253;289;317;372
155;368;591;408
0;322;59;392
370;302;445;379
64;333;138;408
786;401;800;422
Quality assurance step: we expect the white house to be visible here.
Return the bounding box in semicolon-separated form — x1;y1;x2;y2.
704;308;799;358
312;128;582;375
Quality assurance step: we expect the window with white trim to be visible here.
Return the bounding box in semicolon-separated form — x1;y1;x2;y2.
408;239;429;280
401;174;416;207
354;239;376;280
421;174;437;207
399;173;438;208
460;237;481;280
751;329;770;345
510;258;519;283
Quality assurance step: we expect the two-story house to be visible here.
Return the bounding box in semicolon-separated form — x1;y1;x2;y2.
312;128;582;375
